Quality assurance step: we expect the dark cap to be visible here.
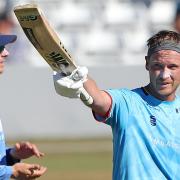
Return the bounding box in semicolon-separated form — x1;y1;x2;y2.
0;34;17;47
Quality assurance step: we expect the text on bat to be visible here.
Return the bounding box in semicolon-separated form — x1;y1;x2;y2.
48;52;69;66
19;15;37;21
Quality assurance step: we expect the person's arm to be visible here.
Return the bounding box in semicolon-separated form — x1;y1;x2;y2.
83;77;112;116
8;141;47;179
53;67;112;116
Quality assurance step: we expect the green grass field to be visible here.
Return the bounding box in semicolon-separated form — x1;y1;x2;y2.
8;138;112;180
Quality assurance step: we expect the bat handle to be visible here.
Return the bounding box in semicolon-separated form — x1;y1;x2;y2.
79;87;93;106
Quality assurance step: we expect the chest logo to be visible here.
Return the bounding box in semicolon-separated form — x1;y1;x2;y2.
150;115;156;126
175;107;180;113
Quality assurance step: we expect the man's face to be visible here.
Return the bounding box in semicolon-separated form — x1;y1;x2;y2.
146;50;180;101
0;46;9;73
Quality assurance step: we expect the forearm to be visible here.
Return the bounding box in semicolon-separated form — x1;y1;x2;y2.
53;68;112;115
83;77;111;116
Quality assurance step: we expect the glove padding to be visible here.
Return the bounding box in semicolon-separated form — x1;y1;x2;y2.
53;66;88;98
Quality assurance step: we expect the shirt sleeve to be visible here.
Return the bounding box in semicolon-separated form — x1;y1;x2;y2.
6;148;20;166
93;89;133;128
0;165;13;180
92;91;112;123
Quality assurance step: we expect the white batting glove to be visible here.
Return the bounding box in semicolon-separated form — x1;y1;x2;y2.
53;66;88;98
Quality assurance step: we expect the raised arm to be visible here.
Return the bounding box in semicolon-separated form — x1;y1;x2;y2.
83;77;111;116
53;67;111;116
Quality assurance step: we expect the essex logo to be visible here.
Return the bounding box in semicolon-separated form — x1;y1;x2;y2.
150;115;156;126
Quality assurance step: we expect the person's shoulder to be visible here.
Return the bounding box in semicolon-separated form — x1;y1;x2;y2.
107;87;142;98
107;88;132;95
171;95;180;107
176;94;180;99
175;95;180;102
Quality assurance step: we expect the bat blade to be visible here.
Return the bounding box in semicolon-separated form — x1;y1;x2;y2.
14;4;76;74
14;4;93;105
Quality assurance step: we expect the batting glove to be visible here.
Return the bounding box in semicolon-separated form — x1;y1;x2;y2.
53;66;88;98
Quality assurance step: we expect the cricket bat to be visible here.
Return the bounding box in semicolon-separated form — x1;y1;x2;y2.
14;4;93;106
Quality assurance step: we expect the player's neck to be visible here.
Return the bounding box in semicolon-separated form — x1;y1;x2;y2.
144;84;176;102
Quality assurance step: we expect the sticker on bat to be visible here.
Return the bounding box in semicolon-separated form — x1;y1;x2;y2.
47;52;69;67
23;28;42;50
19;15;38;21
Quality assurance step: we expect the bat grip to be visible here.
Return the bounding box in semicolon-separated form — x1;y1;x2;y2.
79;87;93;106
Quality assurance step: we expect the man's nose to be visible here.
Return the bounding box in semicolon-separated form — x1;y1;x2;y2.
159;69;172;79
1;48;9;57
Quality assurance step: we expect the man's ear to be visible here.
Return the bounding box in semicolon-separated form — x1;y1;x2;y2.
145;56;149;70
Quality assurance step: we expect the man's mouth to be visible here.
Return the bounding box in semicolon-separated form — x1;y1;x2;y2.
158;82;172;88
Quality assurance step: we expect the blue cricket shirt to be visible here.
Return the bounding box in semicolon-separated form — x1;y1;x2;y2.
94;88;180;180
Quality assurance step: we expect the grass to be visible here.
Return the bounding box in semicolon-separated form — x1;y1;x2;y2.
8;138;112;180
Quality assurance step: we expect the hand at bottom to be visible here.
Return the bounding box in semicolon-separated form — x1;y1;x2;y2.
11;162;47;180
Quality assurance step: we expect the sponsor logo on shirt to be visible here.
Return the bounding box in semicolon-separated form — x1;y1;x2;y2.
150;115;156;126
175;107;180;113
149;135;180;150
